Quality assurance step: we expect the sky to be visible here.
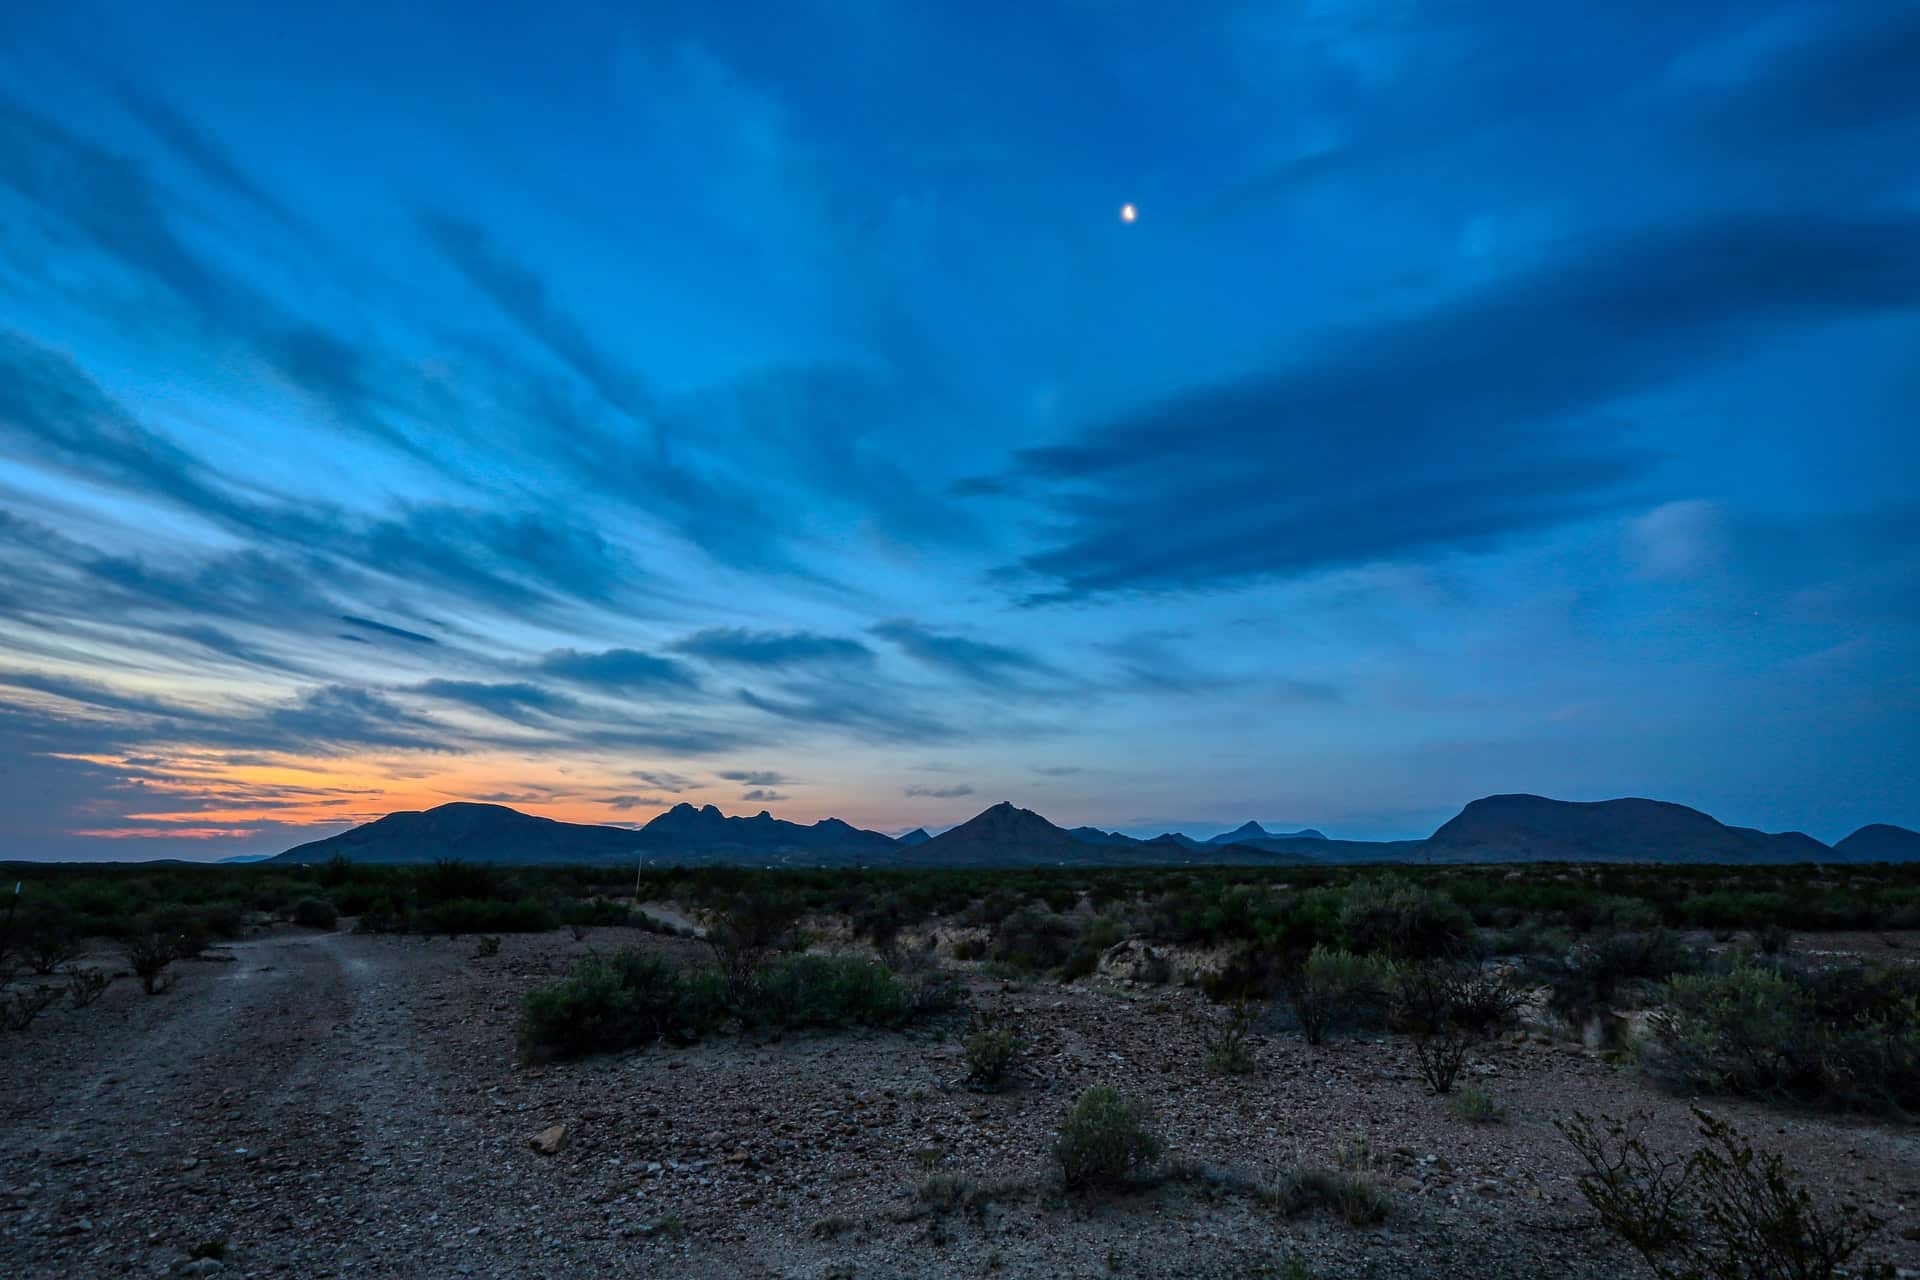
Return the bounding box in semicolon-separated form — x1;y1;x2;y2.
0;1;1916;860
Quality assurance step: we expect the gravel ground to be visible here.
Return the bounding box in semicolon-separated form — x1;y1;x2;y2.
4;925;1917;1279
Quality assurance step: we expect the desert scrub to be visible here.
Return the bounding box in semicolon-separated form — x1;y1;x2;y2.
125;929;175;995
1286;946;1393;1045
1647;960;1920;1113
1338;876;1474;961
292;897;338;930
1055;1084;1163;1189
1267;1165;1392;1227
1202;1000;1256;1075
1450;1086;1506;1124
963;1012;1024;1090
1558;1108;1883;1280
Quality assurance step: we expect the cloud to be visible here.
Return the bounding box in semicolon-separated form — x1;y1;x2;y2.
339;614;439;645
1003;213;1920;601
608;793;665;810
536;648;700;692
904;783;973;799
0;97;394;444
740;788;788;803
106;77;301;229
871;619;1056;684
717;769;786;787
672;627;873;669
1626;501;1729;581
630;769;696;792
409;679;577;724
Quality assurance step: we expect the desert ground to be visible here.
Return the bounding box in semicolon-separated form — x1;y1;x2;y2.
4;919;1916;1280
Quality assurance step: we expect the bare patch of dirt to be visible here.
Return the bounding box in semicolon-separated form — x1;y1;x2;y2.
4;928;1916;1279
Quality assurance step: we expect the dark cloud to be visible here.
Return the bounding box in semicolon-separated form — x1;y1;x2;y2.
608;794;665;811
106;77;301;228
258;685;450;753
740;788;788;803
409;679;577;725
423;213;656;421
735;683;955;743
536;648;700;692
1005;213;1920;601
905;783;973;799
339;615;438;645
672;627;873;669
0;98;394;444
630;769;696;792
871;619;1056;684
717;769;785;787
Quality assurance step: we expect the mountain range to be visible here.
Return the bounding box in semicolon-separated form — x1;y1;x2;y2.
266;795;1920;869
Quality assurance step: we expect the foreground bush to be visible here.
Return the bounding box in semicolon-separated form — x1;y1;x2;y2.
292;898;338;931
1286;946;1394;1045
1559;1109;1882;1280
1339;878;1474;961
1647;961;1920;1113
1267;1165;1392;1227
963;1012;1024;1090
1055;1084;1163;1189
125;931;175;995
518;947;930;1059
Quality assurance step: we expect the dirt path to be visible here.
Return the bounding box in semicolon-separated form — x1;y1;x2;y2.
2;933;521;1277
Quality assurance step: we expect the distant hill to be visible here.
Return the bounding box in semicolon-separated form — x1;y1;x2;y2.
1203;821;1327;846
270;801;895;866
265;793;1871;868
1833;823;1920;862
1423;794;1830;864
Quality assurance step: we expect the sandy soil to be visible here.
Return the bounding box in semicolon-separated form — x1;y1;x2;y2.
3;926;1916;1279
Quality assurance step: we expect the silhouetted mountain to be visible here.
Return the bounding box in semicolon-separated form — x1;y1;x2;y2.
272;802;645;865
1204;821;1327;846
636;803;896;857
267;793;1870;869
1833;823;1920;861
271;801;896;865
922;804;1319;867
1423;795;1830;864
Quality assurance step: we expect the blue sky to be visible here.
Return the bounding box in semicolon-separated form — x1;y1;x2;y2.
0;0;1915;859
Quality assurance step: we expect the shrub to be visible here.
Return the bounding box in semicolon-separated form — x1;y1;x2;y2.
126;930;175;995
1559;1109;1883;1280
704;890;803;1001
66;967;111;1008
1055;1085;1163;1189
964;1013;1024;1090
518;948;710;1059
293;898;338;931
1450;1086;1506;1124
1393;961;1522;1093
4;982;60;1031
1647;961;1920;1113
1267;1165;1392;1227
475;935;502;957
23;912;80;975
1546;929;1702;1026
989;906;1081;974
1339;878;1473;961
750;954;910;1031
417;897;557;937
1203;1000;1257;1076
1286;946;1393;1045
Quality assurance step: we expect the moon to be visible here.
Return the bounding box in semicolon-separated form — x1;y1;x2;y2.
1120;203;1137;223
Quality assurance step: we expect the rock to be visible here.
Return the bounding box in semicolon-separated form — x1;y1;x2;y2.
529;1125;569;1156
173;1260;224;1277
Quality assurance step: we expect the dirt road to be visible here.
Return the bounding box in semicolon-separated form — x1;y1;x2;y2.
0;930;735;1279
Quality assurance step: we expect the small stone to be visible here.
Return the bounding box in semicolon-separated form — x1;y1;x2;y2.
529;1125;569;1156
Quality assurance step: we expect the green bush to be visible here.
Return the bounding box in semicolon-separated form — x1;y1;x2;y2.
293;898;338;931
518;948;713;1059
1202;1000;1256;1075
1450;1086;1506;1124
1648;961;1920;1113
417;897;557;937
1560;1109;1883;1280
125;931;174;995
1055;1084;1163;1189
964;1013;1024;1090
750;954;910;1031
1339;877;1474;961
1286;946;1395;1045
1267;1165;1391;1227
